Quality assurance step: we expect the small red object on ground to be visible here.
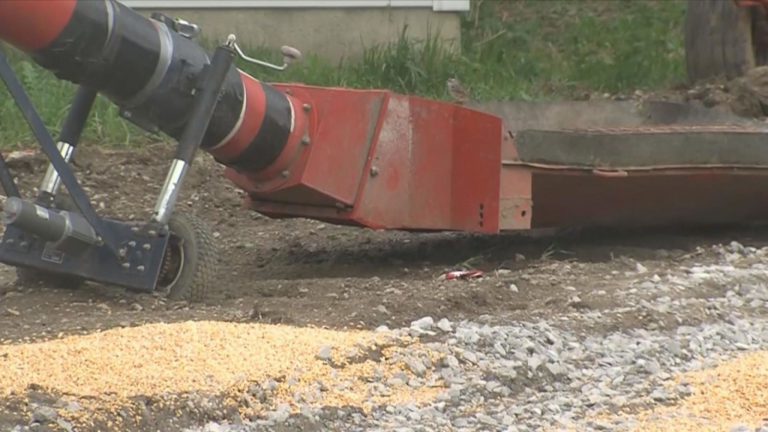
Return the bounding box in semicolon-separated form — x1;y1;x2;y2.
444;270;484;280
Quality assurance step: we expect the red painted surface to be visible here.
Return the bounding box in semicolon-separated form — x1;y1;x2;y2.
0;0;76;52
450;102;501;231
237;85;504;233
232;84;768;234
737;0;768;9
527;169;768;229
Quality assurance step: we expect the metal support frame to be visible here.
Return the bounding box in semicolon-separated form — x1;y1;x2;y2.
0;52;120;254
0;151;20;199
37;85;97;203
0;40;234;292
151;42;236;227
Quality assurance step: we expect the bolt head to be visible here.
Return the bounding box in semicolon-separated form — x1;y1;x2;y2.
302;104;311;112
370;167;379;177
281;170;290;178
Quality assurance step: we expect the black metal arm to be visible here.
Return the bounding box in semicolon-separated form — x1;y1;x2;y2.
0;52;120;256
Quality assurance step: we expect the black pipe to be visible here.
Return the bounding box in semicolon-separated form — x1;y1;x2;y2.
19;0;294;170
3;197;99;254
3;197;68;242
31;0;244;148
0;0;303;175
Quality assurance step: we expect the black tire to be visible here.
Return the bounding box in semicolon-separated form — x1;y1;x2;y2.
685;0;757;83
156;213;217;302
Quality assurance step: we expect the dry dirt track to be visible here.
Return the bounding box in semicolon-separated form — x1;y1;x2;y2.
3;144;768;431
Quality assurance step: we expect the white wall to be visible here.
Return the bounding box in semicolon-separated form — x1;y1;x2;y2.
121;0;467;61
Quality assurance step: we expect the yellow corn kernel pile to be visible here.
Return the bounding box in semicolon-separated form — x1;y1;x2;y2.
0;321;445;426
614;351;768;431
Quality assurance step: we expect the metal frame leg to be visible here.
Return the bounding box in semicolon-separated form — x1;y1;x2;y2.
38;86;98;203
151;42;236;226
0;52;169;292
0;51;120;255
0;40;233;294
0;152;20;199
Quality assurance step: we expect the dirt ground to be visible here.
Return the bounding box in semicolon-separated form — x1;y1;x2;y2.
2;143;768;430
0;143;760;334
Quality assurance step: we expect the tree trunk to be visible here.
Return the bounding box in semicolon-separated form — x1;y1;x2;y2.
685;0;756;83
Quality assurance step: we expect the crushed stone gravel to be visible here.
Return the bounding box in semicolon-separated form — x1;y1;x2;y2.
180;243;768;432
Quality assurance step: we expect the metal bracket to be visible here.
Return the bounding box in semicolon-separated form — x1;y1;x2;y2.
171;18;201;39
151;12;201;39
226;34;302;71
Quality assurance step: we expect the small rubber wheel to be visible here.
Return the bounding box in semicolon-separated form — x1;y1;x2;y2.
156;213;217;302
14;266;86;290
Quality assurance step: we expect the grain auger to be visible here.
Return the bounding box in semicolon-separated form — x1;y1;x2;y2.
3;0;768;301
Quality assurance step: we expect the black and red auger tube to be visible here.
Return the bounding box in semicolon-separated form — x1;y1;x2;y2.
0;0;307;173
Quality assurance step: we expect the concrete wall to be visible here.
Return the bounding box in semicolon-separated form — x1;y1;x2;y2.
136;8;461;62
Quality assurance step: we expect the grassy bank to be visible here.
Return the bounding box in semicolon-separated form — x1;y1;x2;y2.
0;0;687;148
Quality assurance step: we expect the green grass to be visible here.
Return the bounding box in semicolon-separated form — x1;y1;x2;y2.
0;47;153;149
0;0;687;148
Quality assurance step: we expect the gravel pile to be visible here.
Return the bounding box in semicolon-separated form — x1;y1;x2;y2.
186;316;768;432
185;243;768;432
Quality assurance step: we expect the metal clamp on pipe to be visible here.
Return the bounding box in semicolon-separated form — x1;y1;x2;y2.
3;197;98;255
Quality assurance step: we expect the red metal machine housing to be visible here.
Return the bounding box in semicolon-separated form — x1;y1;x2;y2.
232;86;768;234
